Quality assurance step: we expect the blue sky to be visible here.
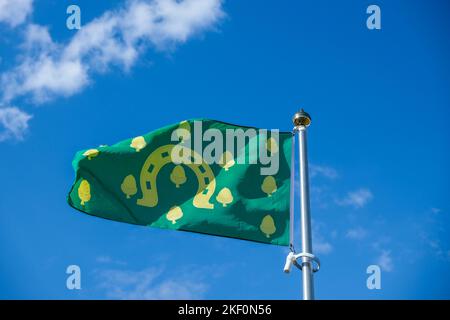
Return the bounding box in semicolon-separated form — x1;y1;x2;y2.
0;0;449;299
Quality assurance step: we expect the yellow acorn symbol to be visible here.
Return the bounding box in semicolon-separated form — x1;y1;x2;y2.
166;206;183;224
130;136;146;152
219;151;235;171
170;165;187;188
121;175;137;199
179;120;191;132
261;176;277;197
78;179;91;206
260;215;276;238
266;137;279;154
83;149;99;160
216;187;233;207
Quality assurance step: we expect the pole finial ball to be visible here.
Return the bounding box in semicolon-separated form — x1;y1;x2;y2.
293;109;312;127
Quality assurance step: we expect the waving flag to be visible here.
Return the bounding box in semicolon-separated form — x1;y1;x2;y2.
67;119;293;245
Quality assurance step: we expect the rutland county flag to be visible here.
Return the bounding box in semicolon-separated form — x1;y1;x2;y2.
67;119;293;245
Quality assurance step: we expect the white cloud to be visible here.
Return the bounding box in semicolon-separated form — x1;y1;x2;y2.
2;55;89;103
336;188;373;209
419;230;449;261
345;227;367;240
314;240;332;255
1;0;224;104
96;255;127;266
0;107;32;141
0;0;225;140
96;266;208;299
430;207;441;214
377;250;393;272
310;164;338;179
312;222;333;255
0;0;33;27
23;24;55;51
96;256;113;264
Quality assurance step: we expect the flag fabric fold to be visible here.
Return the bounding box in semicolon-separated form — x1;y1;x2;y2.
67;119;292;246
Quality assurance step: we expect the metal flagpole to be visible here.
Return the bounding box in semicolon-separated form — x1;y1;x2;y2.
295;109;314;300
284;109;319;300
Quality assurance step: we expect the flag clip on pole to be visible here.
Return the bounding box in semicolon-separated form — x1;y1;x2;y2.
283;109;320;300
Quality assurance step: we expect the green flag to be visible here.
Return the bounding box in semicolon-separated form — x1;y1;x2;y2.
67;119;293;245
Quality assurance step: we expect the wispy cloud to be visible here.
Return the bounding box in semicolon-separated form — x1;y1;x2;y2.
430;207;441;214
2;0;224;103
309;164;338;179
345;227;367;240
336;188;373;209
414;208;450;262
377;250;393;272
0;0;33;28
0;107;32;141
96;266;208;299
96;255;127;266
314;239;333;255
0;0;225;141
312;222;333;255
419;230;450;262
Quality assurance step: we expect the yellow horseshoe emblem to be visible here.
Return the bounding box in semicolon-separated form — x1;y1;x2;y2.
136;144;215;209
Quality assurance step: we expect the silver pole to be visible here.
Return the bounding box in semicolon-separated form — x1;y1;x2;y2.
293;109;314;300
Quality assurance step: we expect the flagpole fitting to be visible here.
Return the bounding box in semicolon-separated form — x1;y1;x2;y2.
292;109;311;129
283;251;320;274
